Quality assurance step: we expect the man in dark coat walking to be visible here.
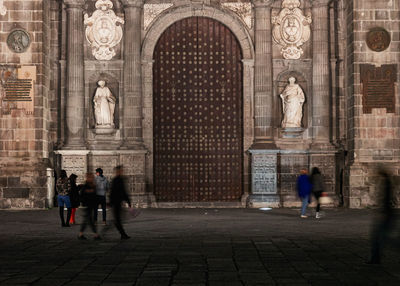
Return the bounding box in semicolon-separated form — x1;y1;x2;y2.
110;165;132;240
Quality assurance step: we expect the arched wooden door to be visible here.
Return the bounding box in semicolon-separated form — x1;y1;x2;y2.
153;17;243;202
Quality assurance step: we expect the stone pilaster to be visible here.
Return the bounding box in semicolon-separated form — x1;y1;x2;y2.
312;0;331;144
122;0;144;148
64;0;85;147
253;0;274;146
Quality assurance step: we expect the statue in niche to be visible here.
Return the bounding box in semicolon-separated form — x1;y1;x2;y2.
280;77;305;128
93;80;116;127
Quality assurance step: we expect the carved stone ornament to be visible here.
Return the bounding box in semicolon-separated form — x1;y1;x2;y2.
366;27;391;52
7;29;30;53
144;3;173;30
0;0;6;16
84;0;124;61
272;0;312;59
222;2;252;30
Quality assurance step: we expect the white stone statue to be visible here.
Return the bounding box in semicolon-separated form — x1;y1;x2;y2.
93;80;116;127
280;77;305;128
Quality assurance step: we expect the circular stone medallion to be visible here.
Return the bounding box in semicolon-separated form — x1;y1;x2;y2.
366;27;391;52
7;29;31;53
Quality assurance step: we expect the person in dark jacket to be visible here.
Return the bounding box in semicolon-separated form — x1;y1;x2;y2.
56;170;72;227
94;168;109;225
78;173;100;240
311;167;324;219
68;174;80;225
297;169;312;218
110;165;131;240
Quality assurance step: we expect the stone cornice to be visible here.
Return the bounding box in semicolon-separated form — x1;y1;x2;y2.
312;0;332;7
253;0;273;8
120;0;144;8
63;0;85;8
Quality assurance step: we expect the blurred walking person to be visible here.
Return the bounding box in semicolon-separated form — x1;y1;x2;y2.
94;168;109;225
368;168;395;264
68;174;80;225
297;169;312;218
311;167;324;219
78;173;100;240
110;165;132;240
56;170;72;227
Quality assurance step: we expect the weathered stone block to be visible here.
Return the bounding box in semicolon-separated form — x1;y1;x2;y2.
3;188;30;198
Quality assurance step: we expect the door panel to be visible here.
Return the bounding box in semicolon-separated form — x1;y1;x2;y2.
153;17;243;202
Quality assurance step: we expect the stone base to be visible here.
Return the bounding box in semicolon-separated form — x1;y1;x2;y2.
247;194;281;208
0;158;49;209
55;149;155;207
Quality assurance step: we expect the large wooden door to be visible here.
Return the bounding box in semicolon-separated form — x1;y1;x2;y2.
153;17;243;202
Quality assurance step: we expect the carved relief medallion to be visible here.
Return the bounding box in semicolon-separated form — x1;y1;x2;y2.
7;29;30;53
0;0;6;16
272;0;311;59
366;27;391;52
84;0;124;61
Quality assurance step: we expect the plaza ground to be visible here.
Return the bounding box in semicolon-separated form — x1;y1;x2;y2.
0;208;399;285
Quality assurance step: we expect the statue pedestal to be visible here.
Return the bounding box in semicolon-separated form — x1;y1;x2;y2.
94;125;115;135
281;127;304;138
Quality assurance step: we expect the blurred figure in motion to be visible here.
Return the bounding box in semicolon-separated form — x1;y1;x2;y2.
310;167;324;219
78;173;100;240
110;165;132;240
297;169;312;218
68;174;80;225
369;167;395;264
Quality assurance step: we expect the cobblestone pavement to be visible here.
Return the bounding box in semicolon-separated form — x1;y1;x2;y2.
0;208;399;286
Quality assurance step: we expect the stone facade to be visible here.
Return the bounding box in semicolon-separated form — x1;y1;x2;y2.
0;0;399;208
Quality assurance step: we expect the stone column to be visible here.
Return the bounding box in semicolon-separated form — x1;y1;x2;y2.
253;0;274;146
312;0;331;144
64;0;85;147
122;0;144;148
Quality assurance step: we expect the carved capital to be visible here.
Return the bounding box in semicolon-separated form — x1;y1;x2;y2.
63;0;85;8
120;0;144;8
253;0;273;8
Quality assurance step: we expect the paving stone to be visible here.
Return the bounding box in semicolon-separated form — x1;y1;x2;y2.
0;209;399;286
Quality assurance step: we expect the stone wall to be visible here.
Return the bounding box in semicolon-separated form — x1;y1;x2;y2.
0;0;51;208
345;0;400;208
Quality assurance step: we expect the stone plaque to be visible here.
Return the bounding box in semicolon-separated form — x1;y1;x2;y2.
91;155;118;178
366;27;391;52
252;154;277;194
62;155;87;184
360;64;396;114
0;65;35;115
7;29;30;53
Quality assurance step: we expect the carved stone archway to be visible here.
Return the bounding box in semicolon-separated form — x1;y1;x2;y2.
141;4;255;202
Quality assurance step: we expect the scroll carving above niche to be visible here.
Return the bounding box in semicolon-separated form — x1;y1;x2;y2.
84;0;124;61
272;0;311;59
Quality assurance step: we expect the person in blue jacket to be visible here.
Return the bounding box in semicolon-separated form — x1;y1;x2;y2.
297;169;312;218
